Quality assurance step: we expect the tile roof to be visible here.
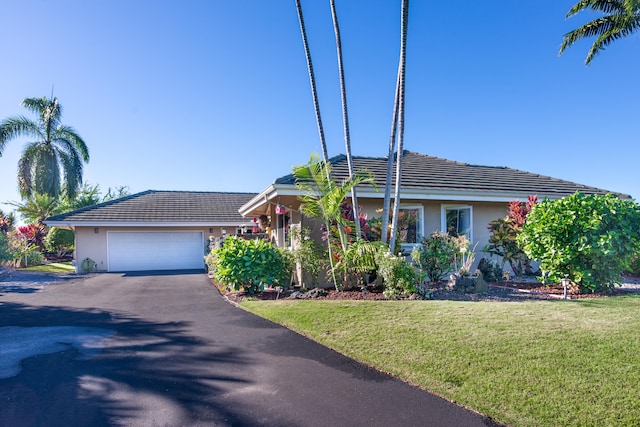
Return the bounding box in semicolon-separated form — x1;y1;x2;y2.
46;190;258;224
275;151;626;198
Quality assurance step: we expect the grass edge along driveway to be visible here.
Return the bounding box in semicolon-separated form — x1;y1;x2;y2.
242;295;640;427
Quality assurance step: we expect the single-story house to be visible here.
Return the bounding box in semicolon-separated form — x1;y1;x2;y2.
45;190;257;273
239;150;628;257
46;151;627;276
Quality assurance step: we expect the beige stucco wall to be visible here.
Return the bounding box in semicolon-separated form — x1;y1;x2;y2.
73;225;236;272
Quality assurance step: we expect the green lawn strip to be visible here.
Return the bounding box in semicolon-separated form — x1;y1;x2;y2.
242;296;640;427
20;262;75;273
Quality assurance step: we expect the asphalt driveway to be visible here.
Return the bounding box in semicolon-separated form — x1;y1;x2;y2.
0;271;499;426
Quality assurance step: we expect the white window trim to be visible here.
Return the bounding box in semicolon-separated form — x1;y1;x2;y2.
397;204;424;252
441;204;473;242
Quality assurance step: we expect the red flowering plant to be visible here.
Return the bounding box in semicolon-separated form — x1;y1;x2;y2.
17;223;48;251
486;195;538;278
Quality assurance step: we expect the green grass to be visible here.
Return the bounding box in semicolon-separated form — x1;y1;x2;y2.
242;296;640;427
21;261;75;273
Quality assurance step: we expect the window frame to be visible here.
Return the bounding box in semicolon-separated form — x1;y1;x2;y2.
441;204;473;242
396;204;424;251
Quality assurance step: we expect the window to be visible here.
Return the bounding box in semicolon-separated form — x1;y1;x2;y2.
442;205;472;241
397;206;423;245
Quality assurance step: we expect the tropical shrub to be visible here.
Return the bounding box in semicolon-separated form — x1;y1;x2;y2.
0;232;12;263
626;254;640;275
411;231;457;282
17;223;47;251
519;192;640;292
290;226;328;288
343;239;387;288
212;236;293;294
477;257;503;282
486;196;537;278
5;230;43;267
376;251;417;298
45;227;74;257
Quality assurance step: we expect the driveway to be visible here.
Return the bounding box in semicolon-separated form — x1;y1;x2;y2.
0;271;499;426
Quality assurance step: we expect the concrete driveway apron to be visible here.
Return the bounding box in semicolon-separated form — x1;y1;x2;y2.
0;272;499;427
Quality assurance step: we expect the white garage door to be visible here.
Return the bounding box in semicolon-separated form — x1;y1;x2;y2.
108;231;204;272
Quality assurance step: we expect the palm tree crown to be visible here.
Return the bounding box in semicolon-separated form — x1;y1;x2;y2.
0;96;89;199
559;0;640;65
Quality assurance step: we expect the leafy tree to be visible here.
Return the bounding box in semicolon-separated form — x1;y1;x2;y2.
559;0;640;65
45;227;74;257
0;96;89;199
519;192;640;292
293;153;374;290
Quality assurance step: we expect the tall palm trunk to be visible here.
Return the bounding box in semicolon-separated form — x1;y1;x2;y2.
295;0;329;163
381;72;401;245
389;0;410;252
329;0;361;238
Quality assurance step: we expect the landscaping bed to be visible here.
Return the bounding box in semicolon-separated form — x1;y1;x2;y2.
214;274;640;303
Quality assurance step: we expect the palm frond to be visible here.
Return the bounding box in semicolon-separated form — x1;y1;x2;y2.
561;0;640;64
566;0;628;18
55;125;90;161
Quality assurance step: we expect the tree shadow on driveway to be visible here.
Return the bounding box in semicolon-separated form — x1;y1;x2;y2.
0;302;260;427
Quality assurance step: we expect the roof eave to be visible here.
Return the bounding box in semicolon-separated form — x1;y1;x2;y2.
44;220;256;228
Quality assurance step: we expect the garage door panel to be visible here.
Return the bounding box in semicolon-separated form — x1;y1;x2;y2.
108;231;204;272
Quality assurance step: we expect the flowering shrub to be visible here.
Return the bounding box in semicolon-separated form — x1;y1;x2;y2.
486;196;537;278
411;231;458;282
376;251;417;298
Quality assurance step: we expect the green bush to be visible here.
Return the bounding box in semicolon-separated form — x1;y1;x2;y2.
23;249;44;267
519;192;640;292
626;254;640;275
0;232;12;263
290;227;328;288
411;231;457;282
212;236;293;294
376;251;417;298
477;257;503;282
45;227;75;257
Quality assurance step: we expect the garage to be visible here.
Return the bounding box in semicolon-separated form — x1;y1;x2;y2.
108;231;205;272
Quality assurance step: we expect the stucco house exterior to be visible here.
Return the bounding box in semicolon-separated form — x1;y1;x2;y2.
239;151;627;257
45;151;627;275
46;191;257;273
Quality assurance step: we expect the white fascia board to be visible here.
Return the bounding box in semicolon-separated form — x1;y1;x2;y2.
44;221;255;228
238;185;276;216
238;184;301;216
357;188;563;202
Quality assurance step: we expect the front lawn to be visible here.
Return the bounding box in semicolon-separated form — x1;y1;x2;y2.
20;261;75;273
242;296;640;427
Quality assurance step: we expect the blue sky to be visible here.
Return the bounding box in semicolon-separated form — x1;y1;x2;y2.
1;1;639;217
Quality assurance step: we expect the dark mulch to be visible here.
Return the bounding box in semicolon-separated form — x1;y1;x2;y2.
214;276;640;303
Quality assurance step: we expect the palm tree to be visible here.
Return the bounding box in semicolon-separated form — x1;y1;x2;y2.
559;0;640;65
9;193;61;226
381;73;401;245
0;96;89;199
389;0;410;252
294;0;330;163
293;153;373;290
329;0;361;238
